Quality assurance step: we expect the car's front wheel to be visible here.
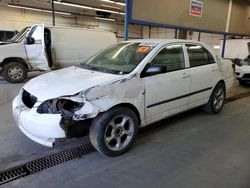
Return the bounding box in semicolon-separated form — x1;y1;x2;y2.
89;107;139;157
2;62;27;83
204;82;225;114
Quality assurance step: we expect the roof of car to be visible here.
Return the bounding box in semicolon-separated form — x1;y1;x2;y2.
126;39;205;45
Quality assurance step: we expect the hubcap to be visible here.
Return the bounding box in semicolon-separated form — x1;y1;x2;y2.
8;66;23;80
213;88;224;110
104;115;134;151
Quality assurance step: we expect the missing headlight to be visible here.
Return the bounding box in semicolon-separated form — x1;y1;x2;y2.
37;99;84;114
22;90;37;108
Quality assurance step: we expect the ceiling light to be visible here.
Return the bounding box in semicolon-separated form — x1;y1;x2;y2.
53;1;93;10
214;45;220;49
100;0;125;6
8;4;71;15
101;4;121;10
53;1;125;15
95;17;115;22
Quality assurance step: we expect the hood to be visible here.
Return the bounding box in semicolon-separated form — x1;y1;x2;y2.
23;66;123;101
0;42;12;45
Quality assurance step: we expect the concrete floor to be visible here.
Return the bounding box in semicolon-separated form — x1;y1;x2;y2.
0;74;250;188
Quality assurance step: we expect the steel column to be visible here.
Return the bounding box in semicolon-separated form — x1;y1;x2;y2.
221;34;227;58
51;0;55;26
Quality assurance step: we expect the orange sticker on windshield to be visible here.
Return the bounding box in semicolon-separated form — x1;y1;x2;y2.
137;46;151;53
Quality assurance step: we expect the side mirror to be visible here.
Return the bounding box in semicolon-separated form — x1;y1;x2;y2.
26;37;35;45
141;64;167;77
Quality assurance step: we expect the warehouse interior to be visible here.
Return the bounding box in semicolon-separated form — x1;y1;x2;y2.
0;0;250;187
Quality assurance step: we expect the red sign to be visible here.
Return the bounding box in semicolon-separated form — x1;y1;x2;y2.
190;0;203;17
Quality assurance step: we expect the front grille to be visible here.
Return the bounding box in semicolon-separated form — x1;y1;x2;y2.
242;74;250;79
22;90;37;108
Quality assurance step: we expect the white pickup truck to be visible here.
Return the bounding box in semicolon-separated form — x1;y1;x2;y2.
0;24;116;83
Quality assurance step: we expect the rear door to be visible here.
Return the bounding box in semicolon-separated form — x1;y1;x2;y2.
185;44;219;107
25;24;50;70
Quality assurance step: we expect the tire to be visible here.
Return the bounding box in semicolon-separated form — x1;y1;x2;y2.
2;62;27;83
239;80;247;86
203;82;225;114
89;107;139;157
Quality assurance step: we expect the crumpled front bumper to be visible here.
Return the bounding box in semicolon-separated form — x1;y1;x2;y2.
12;95;66;147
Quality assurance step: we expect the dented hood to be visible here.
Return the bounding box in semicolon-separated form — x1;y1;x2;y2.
23;66;123;101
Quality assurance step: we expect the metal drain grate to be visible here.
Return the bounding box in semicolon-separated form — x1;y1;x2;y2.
0;143;95;185
0;166;29;185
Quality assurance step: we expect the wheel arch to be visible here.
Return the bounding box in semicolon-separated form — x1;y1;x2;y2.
106;103;141;126
1;57;28;69
216;80;226;90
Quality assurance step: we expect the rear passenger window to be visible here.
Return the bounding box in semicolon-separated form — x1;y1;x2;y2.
151;44;185;72
186;44;215;67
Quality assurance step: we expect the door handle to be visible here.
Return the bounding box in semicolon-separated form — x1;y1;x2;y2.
181;72;190;78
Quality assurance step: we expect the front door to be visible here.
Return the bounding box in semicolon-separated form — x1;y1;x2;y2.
143;44;191;123
25;24;50;70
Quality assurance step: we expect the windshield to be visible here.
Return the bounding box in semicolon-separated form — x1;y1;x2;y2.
9;27;29;43
240;55;250;66
80;42;155;74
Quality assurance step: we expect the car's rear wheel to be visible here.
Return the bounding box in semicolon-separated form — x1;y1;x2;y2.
89;107;139;157
203;82;225;114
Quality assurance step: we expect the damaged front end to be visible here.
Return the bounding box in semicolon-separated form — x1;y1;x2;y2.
36;93;99;139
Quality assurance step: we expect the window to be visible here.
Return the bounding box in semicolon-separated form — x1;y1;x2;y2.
151;44;185;72
186;44;215;67
28;25;43;43
0;30;16;42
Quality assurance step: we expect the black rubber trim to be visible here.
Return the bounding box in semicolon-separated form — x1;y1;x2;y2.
147;87;213;108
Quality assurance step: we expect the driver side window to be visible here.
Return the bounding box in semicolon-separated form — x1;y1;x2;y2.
151;44;185;72
28;25;43;44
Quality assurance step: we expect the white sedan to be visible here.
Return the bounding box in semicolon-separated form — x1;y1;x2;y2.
235;55;250;85
13;39;233;156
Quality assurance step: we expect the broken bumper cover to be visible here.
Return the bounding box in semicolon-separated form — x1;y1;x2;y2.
12;96;66;147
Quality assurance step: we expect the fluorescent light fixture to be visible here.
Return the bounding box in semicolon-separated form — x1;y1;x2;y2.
95;17;115;22
53;1;125;15
101;4;121;10
214;45;220;49
100;0;126;6
8;4;71;15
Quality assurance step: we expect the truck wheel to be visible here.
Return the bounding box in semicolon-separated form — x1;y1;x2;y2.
203;82;225;114
2;62;27;83
89;107;139;157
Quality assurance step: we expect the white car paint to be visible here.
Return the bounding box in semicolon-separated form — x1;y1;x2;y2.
23;66;123;101
0;42;28;67
235;65;250;80
235;56;250;82
12;39;234;147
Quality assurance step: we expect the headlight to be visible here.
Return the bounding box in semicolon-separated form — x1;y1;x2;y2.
37;98;84;114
